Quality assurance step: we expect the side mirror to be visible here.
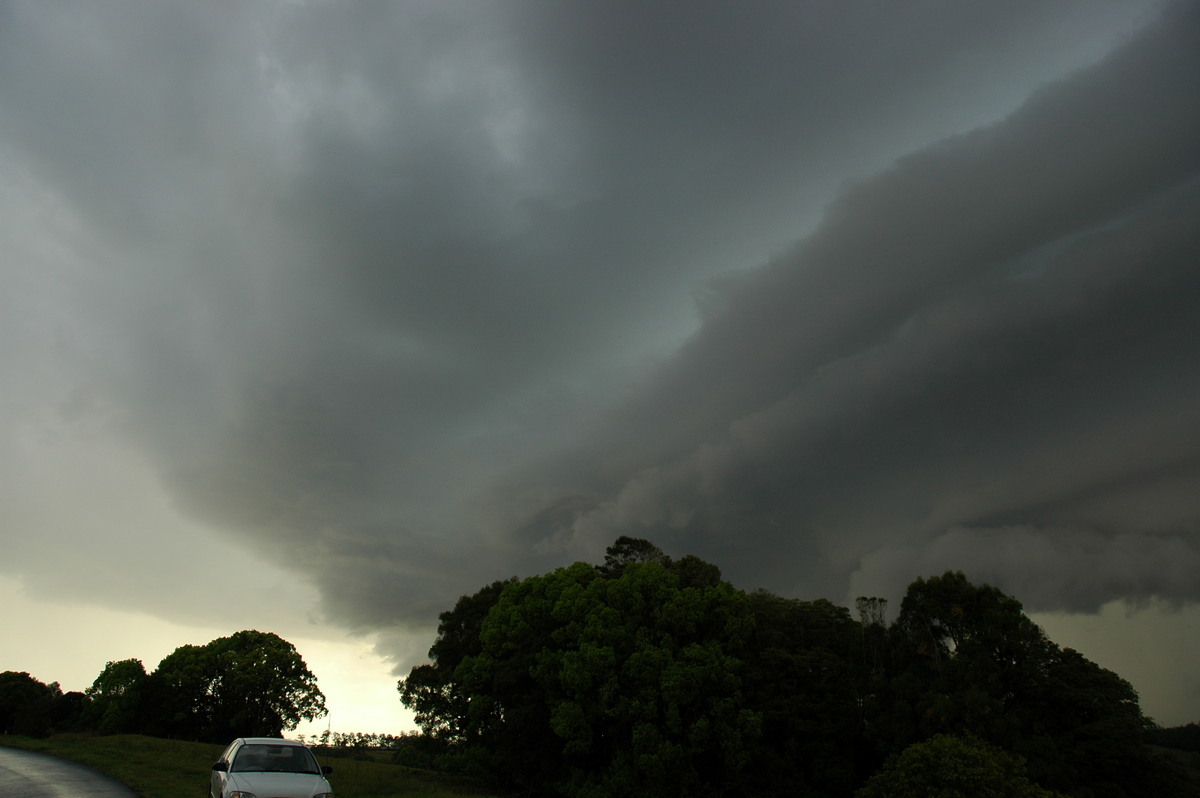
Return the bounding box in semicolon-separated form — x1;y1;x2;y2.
322;765;333;775
212;762;229;772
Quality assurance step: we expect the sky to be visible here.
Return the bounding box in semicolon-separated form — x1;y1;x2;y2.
2;0;1199;733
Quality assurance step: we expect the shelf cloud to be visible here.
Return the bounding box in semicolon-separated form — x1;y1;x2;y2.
2;0;1196;688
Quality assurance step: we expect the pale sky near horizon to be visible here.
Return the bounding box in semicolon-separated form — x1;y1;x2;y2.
3;0;1200;733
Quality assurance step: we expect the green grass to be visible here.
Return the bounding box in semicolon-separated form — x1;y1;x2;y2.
0;734;500;798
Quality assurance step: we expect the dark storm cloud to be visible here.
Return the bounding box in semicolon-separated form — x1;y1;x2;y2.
495;0;1200;608
0;0;1191;648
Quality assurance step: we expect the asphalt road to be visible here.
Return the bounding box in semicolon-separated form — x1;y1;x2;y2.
0;746;138;798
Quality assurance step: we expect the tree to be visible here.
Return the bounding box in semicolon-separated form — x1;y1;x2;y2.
877;572;1157;797
671;554;724;589
153;642;218;738
50;688;88;733
399;577;516;746
154;630;326;742
879;571;1057;749
0;671;55;736
213;630;327;737
404;556;759;796
741;593;868;797
856;596;889;687
856;734;1064;798
527;561;757;797
1020;646;1157;796
855;597;888;629
600;535;672;576
892;571;1052;675
84;659;148;734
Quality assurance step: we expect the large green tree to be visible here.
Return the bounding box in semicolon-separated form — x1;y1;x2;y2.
402;550;760;797
154;630;326;742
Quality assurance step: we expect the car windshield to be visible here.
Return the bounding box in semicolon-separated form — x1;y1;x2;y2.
231;744;321;774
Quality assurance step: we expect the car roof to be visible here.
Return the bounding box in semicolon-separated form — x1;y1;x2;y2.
238;737;306;747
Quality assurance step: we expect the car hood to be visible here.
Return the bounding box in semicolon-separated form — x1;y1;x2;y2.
226;771;332;798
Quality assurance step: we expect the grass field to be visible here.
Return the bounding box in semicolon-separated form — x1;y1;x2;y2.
0;734;500;798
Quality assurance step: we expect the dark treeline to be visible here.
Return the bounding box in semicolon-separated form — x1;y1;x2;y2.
1148;723;1200;753
298;729;410;751
0;671;87;737
397;537;1197;797
2;629;326;743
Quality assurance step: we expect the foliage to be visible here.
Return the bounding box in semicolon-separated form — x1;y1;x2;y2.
740;592;868;797
400;578;517;744
473;560;759;796
9;630;328;743
0;672;55;736
0;733;499;798
873;571;1159;798
401;546;1185;798
0;672;85;737
86;659;147;701
401;550;760;796
153;630;327;741
301;729;410;750
1148;722;1200;753
84;659;148;735
855;734;1064;798
599;535;672;576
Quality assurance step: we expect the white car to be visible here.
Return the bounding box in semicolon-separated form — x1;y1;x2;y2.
211;737;334;798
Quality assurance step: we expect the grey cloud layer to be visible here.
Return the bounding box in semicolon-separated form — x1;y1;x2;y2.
1;0;1193;644
492;0;1200;605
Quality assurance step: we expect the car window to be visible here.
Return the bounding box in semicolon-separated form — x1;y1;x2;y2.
231;744;321;774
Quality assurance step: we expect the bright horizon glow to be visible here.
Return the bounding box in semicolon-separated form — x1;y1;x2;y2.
0;575;416;737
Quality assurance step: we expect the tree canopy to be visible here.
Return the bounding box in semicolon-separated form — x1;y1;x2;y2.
4;630;327;743
400;542;1185;798
403;559;758;796
874;572;1157;796
855;734;1065;798
0;671;59;736
153;630;327;742
84;658;148;734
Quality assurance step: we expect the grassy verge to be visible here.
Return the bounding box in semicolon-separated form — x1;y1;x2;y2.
0;734;499;798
